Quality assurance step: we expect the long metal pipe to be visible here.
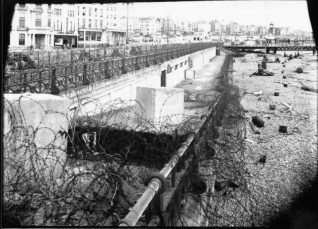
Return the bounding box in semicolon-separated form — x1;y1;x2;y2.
119;91;224;226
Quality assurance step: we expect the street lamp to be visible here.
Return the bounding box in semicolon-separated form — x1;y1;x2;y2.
126;3;132;45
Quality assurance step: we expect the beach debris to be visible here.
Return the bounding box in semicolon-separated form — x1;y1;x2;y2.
259;155;267;164
281;102;293;111
254;90;263;95
295;67;303;73
262;60;267;69
288;54;293;60
283;75;286;79
274;92;280;96
283;83;288;87
214;181;228;192
301;85;318;93
252;116;265;128
269;105;276;110
228;180;240;189
279;125;288;133
249;121;260;134
250;64;274;76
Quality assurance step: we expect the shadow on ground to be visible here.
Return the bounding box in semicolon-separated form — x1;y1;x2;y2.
268;175;318;229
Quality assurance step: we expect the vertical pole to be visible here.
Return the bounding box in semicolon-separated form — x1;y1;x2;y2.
23;73;27;93
83;63;89;85
71;50;73;66
51;68;56;94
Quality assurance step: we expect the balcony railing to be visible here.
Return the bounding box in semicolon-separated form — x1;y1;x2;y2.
17;26;27;30
32;7;43;13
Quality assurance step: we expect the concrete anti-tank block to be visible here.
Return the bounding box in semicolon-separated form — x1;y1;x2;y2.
135;87;184;126
3;93;71;191
185;69;196;79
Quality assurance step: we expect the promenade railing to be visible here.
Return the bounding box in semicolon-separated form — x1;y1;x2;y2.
4;42;219;94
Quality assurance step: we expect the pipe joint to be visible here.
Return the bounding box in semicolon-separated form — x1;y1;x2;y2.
145;172;167;194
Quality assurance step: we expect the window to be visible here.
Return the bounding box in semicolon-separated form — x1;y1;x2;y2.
79;31;84;41
35;4;42;10
68;10;74;17
82;7;86;16
89;7;91;16
54;8;61;16
85;31;90;41
35;13;42;27
48;18;51;27
180;62;183;67
91;31;96;41
88;19;92;28
95;8;97;17
19;34;25;45
82;19;85;28
18;4;26;9
185;60;187;65
100;20;103;29
19;17;25;28
94;19;97;29
97;32;101;41
175;64;178;70
100;9;103;16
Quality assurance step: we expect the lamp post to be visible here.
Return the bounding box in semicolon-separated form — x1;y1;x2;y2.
126;3;131;45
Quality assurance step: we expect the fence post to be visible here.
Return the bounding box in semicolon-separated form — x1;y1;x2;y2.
23;73;27;93
48;51;51;66
83;63;90;85
51;67;59;95
71;50;73;66
37;51;40;68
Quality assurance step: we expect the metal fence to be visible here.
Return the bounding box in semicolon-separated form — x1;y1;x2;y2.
6;42;219;72
4;42;219;94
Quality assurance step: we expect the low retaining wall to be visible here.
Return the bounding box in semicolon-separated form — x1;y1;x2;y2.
60;46;216;115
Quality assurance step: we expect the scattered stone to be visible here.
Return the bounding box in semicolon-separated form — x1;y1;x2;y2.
283;76;286;79
259;155;267;164
283;83;288;87
270;105;276;110
214;181;228;192
279;125;288;133
295;67;303;73
301;85;318;93
274;92;279;96
228;180;240;189
252;116;265;128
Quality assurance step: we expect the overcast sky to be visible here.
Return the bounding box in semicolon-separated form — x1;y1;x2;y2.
129;1;312;31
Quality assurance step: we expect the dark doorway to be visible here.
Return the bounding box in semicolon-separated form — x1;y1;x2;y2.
161;70;166;87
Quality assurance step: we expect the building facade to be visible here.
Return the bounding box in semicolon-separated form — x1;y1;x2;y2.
9;3;127;50
52;4;78;48
10;3;54;50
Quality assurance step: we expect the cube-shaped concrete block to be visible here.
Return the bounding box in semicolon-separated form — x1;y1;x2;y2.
135;87;184;126
185;69;196;79
3;93;71;191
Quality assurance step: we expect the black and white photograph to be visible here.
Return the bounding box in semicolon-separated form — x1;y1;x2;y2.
2;0;318;227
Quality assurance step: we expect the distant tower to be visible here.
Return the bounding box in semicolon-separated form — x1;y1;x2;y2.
269;22;274;35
